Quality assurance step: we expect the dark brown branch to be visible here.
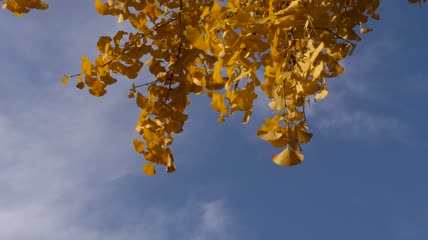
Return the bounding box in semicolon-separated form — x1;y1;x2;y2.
309;27;356;46
132;80;157;90
152;18;177;32
164;0;184;102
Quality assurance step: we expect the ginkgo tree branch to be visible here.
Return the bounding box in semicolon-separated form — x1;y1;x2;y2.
132;80;158;90
62;17;177;86
147;18;177;36
308;27;356;46
165;0;184;102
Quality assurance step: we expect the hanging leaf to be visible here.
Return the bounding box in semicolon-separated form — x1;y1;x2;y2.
315;88;329;100
272;147;304;167
133;139;145;154
143;163;156;176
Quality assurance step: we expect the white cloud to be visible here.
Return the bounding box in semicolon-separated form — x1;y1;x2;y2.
191;200;234;240
0;193;234;240
0;58;235;240
304;88;405;140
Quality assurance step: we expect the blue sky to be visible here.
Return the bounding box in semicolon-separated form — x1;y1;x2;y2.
1;1;427;239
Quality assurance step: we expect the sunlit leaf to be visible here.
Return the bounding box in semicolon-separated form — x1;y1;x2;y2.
258;130;282;141
136;93;148;108
143;163;156;176
133;138;145;154
184;25;209;51
272;147;304;167
296;129;312;144
81;55;92;76
76;82;85;89
315;88;329;100
210;92;228;116
94;0;109;15
61;76;68;85
166;164;176;173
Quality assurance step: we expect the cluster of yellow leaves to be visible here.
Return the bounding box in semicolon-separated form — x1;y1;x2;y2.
1;0;47;16
74;0;383;175
3;0;423;175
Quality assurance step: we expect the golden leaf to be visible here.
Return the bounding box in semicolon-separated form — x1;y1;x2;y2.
81;55;92;76
61;76;68;85
133;139;145;154
313;61;324;79
88;80;107;97
242;111;251;124
95;0;109;15
315;88;329;100
76;82;85;89
213;57;224;83
272;147;304;166
210;92;228;116
143;163;156;176
117;13;124;23
296;129;312;144
268;98;284;111
166;164;176;173
217;116;225;122
136;93;148;108
310;42;324;63
184;26;209;51
360;27;373;34
257;130;282;141
128;92;135;98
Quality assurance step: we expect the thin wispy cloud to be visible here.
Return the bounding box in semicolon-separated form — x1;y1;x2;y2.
191;200;234;240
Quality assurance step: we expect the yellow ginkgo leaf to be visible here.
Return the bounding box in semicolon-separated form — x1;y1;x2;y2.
117;14;124;23
372;13;380;20
310;42;324;63
166;164;176;173
61;76;68;85
257;130;282;141
133;138;145;154
242;111;251;124
360;27;373;34
315;88;328;100
76;82;85;89
143;163;156;176
296;129;312;144
136;93;148;108
213;57;224;83
81;55;92;76
313;61;324;79
217;116;225;122
272;147;304;166
127;92;135;98
210;92;228;116
268;98;284;111
184;26;209;51
94;0;109;15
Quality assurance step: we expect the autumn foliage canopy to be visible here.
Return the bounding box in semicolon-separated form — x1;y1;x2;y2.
2;0;425;175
